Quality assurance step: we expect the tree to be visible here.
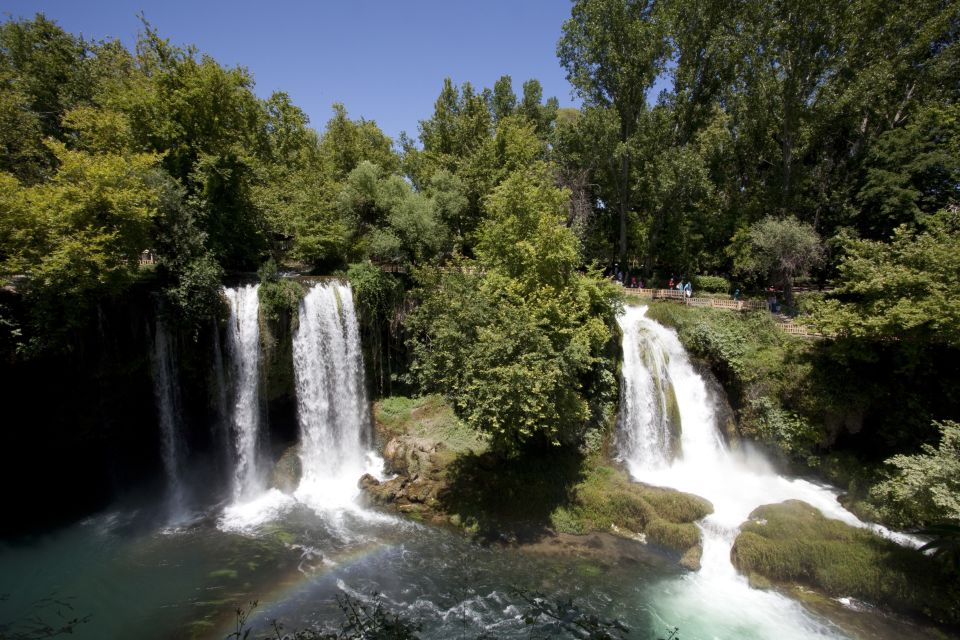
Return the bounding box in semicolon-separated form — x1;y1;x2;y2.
732;215;823;311
407;165;621;454
0;141;160;351
857;103;960;239
810;207;960;346
870;420;960;528
491;74;516;123
320;102;398;180
558;0;669;262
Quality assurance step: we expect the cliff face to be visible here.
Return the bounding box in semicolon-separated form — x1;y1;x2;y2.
2;285;161;533
0;284;298;535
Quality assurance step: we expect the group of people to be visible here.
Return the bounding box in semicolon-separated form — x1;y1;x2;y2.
608;265;695;298
610;264;645;289
667;277;693;298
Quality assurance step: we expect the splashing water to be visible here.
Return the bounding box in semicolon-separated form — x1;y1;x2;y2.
293;282;382;512
618;305;920;639
224;284;264;501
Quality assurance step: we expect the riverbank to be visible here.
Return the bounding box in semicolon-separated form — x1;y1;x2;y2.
359;395;712;570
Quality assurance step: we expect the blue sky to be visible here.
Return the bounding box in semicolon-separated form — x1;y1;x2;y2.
4;0;588;141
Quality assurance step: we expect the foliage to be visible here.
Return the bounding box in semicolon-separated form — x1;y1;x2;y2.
558;0;669;261
162;253;226;332
857;103;960;239
346;263;401;327
809;208;960;347
691;275;729;294
916;523;960;572
0;141;160;351
408;166;622;454
732;500;960;625
257;275;304;325
731;216;823;310
870;421;960;528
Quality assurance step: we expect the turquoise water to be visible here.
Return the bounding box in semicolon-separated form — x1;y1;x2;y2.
0;497;941;640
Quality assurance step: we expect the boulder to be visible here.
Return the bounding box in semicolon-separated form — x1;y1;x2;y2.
270;444;302;494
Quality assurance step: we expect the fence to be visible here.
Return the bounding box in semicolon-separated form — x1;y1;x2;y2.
623;287;767;311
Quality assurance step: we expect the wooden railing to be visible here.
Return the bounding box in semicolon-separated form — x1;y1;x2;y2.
622;287;767;311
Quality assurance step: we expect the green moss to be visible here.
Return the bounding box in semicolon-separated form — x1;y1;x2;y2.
374;394;712;564
732;500;960;625
375;395;487;454
207;568;239;580
548;461;712;557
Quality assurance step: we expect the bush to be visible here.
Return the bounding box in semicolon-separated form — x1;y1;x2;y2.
692;274;730;294
347;261;401;327
257;261;304;322
869;420;960;528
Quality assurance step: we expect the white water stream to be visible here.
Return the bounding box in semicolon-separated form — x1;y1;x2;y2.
293;282;381;510
224;284;264;500
220;281;383;532
618;305;919;639
149;314;187;523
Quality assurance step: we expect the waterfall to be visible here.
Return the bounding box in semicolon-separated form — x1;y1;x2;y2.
224;285;264;501
149;313;187;522
618;305;919;639
618;306;683;468
292;281;373;510
212;321;233;482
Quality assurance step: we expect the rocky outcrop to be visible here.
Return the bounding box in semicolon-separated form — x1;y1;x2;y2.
360;435;450;516
270;444;302;494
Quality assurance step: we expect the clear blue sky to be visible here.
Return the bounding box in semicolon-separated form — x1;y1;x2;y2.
4;0;590;141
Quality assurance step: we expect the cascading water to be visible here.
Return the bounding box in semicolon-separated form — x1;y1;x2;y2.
224;284;264;501
618;305;918;639
149;313;187;522
292;281;377;510
211;321;233;482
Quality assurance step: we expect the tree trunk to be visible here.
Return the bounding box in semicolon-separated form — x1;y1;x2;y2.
619;152;629;263
783;275;794;315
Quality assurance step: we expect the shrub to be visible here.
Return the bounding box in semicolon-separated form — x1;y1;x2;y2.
692;274;730;293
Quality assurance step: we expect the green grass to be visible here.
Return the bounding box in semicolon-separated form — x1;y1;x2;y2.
375;394;487;454
732;500;960;625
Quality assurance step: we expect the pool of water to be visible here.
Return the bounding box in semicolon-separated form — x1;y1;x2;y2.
0;494;943;640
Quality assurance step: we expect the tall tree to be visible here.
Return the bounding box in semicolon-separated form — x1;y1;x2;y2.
558;0;669;263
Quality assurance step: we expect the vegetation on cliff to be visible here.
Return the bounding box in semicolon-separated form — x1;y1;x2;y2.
365;395;711;566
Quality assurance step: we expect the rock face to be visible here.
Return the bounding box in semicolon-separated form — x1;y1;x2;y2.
270;444;302;494
359;435;449;514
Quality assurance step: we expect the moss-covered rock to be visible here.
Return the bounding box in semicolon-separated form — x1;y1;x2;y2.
364;394;713;569
731;500;960;626
549;463;712;566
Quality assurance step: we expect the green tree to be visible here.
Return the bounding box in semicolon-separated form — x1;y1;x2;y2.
857;103;960;239
810;207;960;346
491;74;516;123
870;420;960;527
558;0;669;262
0;142;160;351
320;102;398;180
732;216;823;311
408;166;621;454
